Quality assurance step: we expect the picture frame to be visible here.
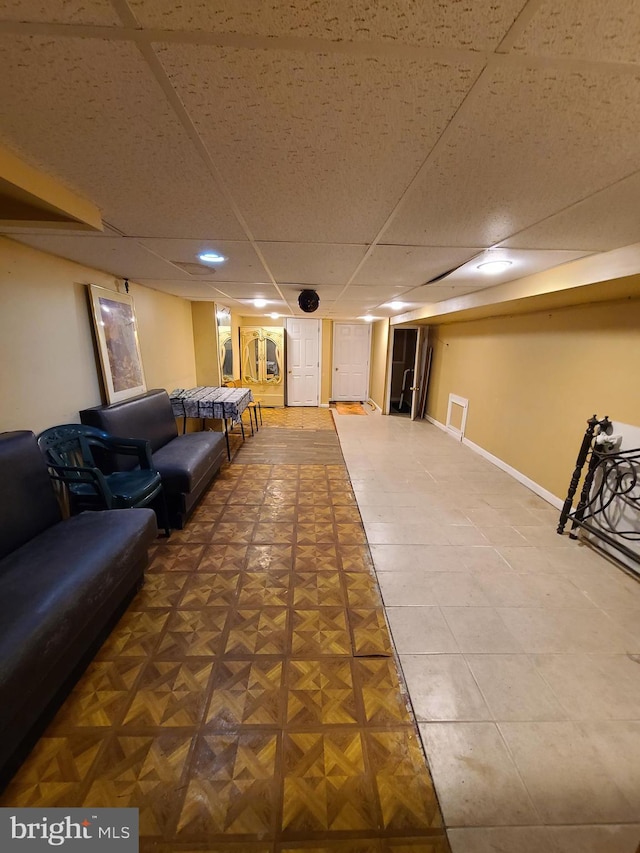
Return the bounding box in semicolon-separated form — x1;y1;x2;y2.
88;284;147;404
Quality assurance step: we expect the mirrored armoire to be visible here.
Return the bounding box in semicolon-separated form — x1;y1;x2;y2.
240;326;284;407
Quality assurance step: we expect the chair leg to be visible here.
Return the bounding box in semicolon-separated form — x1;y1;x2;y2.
257;402;263;425
239;416;245;441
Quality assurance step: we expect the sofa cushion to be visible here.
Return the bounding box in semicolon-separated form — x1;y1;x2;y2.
0;507;157;717
0;431;61;561
152;431;225;493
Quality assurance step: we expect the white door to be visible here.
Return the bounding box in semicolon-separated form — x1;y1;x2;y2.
332;323;371;401
285;318;320;406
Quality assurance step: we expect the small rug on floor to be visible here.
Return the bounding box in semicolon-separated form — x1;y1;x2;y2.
334;401;367;415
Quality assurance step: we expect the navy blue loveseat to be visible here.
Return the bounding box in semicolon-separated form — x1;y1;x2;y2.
0;430;156;783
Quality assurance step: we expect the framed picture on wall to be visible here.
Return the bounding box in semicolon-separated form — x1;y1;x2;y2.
88;284;146;404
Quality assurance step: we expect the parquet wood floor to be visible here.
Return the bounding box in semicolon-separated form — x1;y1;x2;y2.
1;409;449;852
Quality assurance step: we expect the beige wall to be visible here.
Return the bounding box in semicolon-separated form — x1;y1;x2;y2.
0;237;196;433
427;297;640;500
191;301;221;387
369;318;390;411
129;282;196;392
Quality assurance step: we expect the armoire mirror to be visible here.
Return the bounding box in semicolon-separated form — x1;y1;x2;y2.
216;306;233;382
240;327;283;385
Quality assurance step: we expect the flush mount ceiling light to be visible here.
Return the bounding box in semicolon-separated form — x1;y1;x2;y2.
198;251;226;264
360;314;375;322
477;260;513;274
253;298;267;308
387;301;405;310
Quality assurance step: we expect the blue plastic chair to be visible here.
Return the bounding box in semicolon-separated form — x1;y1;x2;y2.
37;423;170;536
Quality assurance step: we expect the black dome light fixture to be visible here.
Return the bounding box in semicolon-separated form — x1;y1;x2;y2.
298;289;320;313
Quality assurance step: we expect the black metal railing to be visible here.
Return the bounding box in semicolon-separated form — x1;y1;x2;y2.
558;415;640;576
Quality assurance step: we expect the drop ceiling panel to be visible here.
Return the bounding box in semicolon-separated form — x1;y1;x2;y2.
154;43;486;243
326;310;372;320
0;35;245;240
206;283;283;300
510;0;640;64
341;286;410;300
352;245;483;287
136;238;267;282
329;299;381;311
2;3;640;322
403;283;493;303
138;280;221;299
132;0;525;50
285;298;323;315
385;63;640;248
257;242;367;286
500;172;640;251
442;248;592;286
11;235;183;279
279;284;345;302
0;0;120;25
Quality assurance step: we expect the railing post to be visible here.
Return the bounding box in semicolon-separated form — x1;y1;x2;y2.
557;415;599;534
569;416;612;538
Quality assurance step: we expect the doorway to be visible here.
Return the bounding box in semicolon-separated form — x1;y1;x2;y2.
387;326;432;420
389;328;417;416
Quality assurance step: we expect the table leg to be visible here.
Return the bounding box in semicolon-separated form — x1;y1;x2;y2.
224;418;231;461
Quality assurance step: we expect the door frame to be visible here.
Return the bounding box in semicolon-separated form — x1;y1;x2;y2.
285;317;321;407
385;325;431;418
411;326;430;421
385;325;419;416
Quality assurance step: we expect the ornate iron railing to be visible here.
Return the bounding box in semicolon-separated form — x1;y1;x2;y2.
558;415;640;575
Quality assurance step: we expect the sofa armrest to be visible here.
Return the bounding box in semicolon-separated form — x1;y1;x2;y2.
46;463;113;508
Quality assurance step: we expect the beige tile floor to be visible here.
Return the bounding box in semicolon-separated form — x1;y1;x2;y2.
332;408;640;853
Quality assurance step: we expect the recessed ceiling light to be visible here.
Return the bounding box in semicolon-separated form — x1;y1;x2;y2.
268;312;280;319
387;301;404;310
477;260;513;274
198;251;226;264
253;298;267;308
361;314;374;322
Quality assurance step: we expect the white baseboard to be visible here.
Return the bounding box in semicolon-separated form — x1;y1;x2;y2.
426;416;563;510
367;398;382;413
426;414;448;433
319;403;330;408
